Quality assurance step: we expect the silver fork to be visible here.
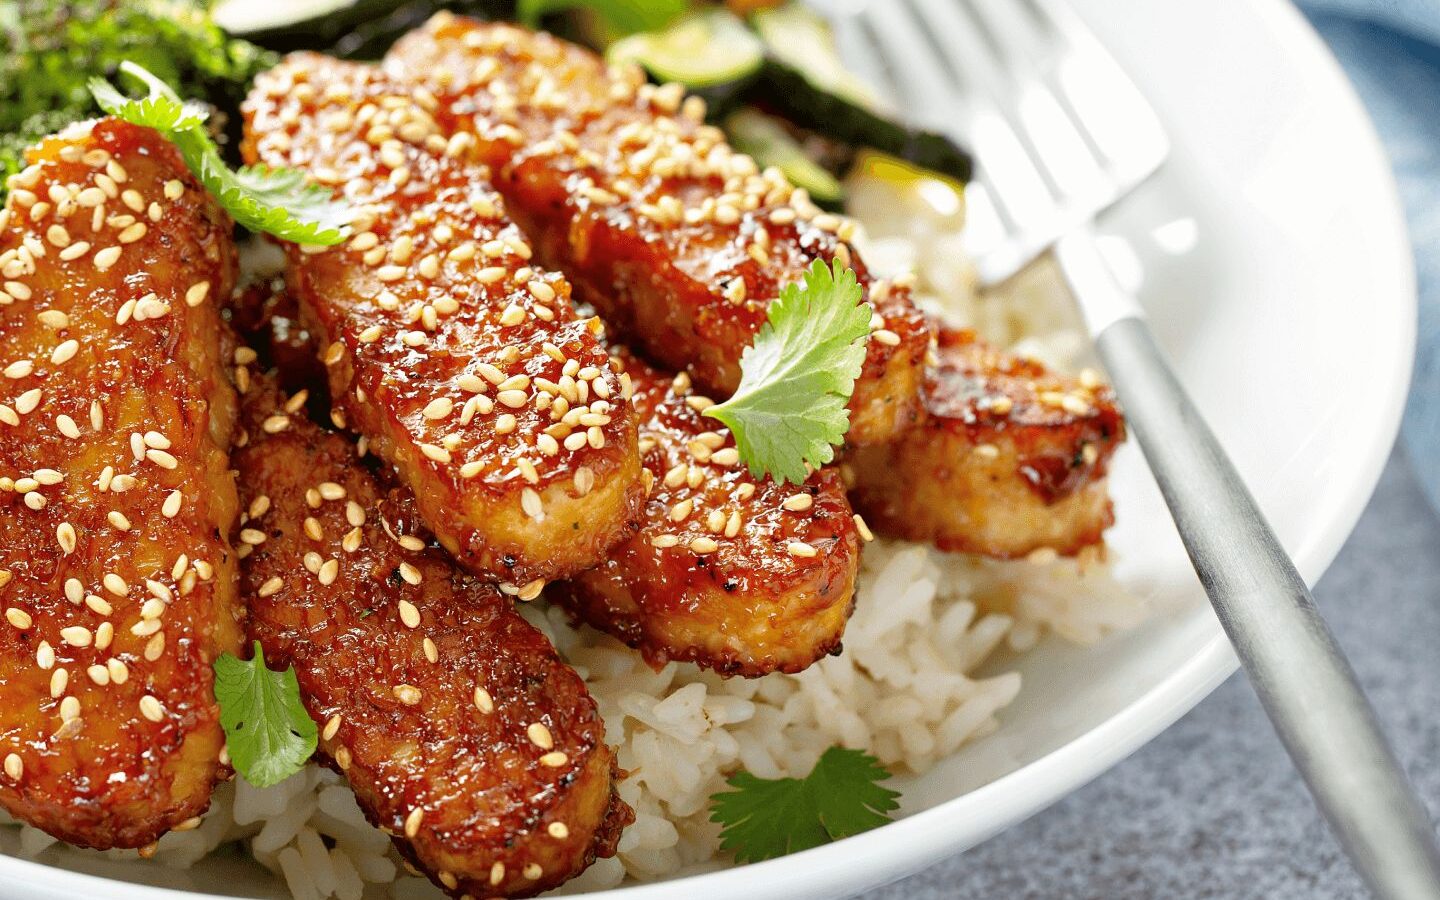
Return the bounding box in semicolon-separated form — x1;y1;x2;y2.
828;1;1440;896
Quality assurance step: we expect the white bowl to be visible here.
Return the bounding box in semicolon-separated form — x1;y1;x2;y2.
0;0;1413;897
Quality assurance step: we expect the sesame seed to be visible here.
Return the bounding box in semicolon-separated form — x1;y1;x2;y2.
854;514;875;542
540;751;569;767
474;686;494;714
521;487;544;521
59;696;80;721
49;669;67;699
93;246;121;270
162;490;183;518
393;684;422;706
548;822;569;840
421;398;452;419
103;573;127;596
4;754;21;781
782;493;814;512
527;722;554;750
490;862;506;886
257;577;283;598
108;511;131;532
423;637;438;663
56;522;77;554
139;695;164;723
56;415;80;439
322;715;341;741
397;534;426;551
787;541;818;558
398;562;422;585
60;626;92;647
419;443;452;464
398;599;420;628
87;664;109;686
690;536;719;554
652;533;680;549
318;559;339;586
145;448;177;469
50;339;77;365
5;608;31;630
107;658;129;684
3;360;32;379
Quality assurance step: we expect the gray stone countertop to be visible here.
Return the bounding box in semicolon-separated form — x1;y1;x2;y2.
862;449;1439;899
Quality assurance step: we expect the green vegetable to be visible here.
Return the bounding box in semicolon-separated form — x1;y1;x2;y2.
213;641;318;788
724;107;843;206
746;4;972;184
90;62;351;245
519;0;687;37
709;747;900;862
212;0;412;48
606;8;763;89
703;259;870;485
0;0;275;189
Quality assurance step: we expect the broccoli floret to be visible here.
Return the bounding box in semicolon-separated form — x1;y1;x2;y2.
0;0;275;189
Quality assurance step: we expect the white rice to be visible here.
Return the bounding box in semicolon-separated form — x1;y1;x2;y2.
0;168;1149;897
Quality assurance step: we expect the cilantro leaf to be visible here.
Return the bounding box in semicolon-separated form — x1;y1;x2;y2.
517;0;687;36
709;747;901;863
213;641;317;788
89;61;349;245
703;259;871;485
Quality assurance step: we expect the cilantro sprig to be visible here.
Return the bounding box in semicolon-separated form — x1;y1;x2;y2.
88;61;349;246
703;259;871;485
213;641;318;788
710;747;900;862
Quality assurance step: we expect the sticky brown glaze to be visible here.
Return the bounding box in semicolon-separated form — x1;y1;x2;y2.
0;119;242;849
554;347;861;677
848;327;1125;558
232;373;630;898
242;54;643;590
383;15;930;445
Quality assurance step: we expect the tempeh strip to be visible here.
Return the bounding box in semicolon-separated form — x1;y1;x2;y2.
384;15;930;446
0;119;242;849
848;326;1125;558
232;371;630;899
555;347;862;676
242;54;642;588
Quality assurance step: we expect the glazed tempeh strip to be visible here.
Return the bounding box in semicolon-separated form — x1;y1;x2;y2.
0;119;242;849
384;15;931;446
242;54;643;588
848;326;1125;559
232;372;630;898
555;347;862;676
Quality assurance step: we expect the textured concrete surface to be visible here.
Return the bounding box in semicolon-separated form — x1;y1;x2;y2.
862;450;1440;899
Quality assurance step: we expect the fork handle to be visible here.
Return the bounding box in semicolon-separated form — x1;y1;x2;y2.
1056;231;1440;900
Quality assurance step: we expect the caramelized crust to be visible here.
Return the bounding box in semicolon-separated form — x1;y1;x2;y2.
555;348;861;677
0;120;242;848
384;15;930;445
232;374;629;898
242;54;643;589
849;327;1124;558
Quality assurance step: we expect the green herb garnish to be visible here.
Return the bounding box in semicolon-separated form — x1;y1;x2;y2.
703;259;871;485
89;61;350;245
709;747;900;862
1;0;274;190
517;0;687;37
212;641;318;788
